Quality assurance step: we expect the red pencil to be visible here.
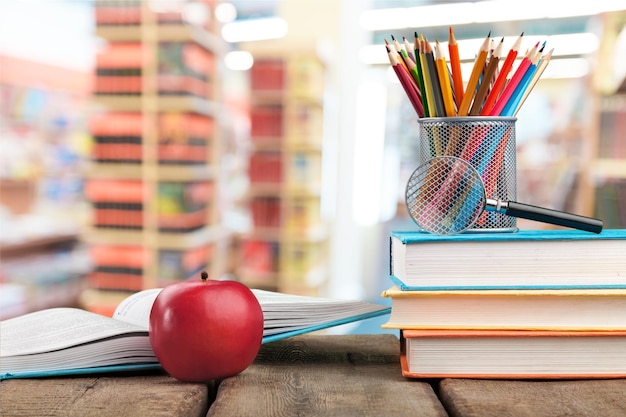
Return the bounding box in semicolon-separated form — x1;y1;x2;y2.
387;45;424;117
489;41;539;116
480;33;523;116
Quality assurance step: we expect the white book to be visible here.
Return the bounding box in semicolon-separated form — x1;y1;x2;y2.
1;286;389;380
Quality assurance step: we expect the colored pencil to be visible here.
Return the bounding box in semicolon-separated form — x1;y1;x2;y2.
502;47;541;116
435;40;456;117
469;37;503;116
386;45;424;117
387;28;548;119
403;36;415;63
419;35;438;117
489;41;539;116
480;33;523;116
423;37;445;117
448;26;464;110
513;48;553;116
414;33;430;117
457;32;491;116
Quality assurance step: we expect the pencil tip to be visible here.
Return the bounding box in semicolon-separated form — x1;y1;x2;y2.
521;32;524;36
487;30;491;37
414;31;418;38
391;34;396;41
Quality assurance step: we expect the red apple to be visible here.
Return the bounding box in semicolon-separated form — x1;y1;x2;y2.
149;271;264;382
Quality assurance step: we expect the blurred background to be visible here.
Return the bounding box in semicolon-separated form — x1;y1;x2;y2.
0;1;625;331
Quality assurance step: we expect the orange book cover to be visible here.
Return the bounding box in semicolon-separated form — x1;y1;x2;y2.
400;329;626;380
84;180;147;203
96;43;142;69
90;246;148;269
87;272;144;292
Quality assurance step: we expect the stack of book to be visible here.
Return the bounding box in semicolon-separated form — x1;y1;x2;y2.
381;229;626;379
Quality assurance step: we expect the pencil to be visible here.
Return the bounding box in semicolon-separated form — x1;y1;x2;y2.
457;32;491;117
480;33;523;116
419;34;438;117
469;37;503;116
403;53;425;104
423;37;445;117
403;36;415;63
448;26;464;111
513;48;553;116
391;34;406;60
414;32;430;117
435;40;456;117
502;47;541;116
386;44;424;117
489;41;539;116
388;36;409;72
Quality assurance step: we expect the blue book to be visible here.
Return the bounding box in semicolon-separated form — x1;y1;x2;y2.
0;289;389;380
390;229;626;291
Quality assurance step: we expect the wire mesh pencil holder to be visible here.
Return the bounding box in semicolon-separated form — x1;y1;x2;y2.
417;116;518;233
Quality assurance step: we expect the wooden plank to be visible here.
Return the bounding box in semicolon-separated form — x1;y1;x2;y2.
439;379;626;417
0;375;208;417
206;334;448;417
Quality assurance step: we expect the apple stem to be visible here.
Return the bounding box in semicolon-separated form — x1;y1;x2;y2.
201;271;208;281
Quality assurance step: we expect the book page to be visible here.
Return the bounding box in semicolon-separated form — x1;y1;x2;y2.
252;289;389;335
112;288;162;329
111;287;388;337
0;308;146;357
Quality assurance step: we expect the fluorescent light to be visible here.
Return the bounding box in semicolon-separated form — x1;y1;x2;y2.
360;0;625;31
182;2;210;26
215;3;237;23
540;57;589;79
361;32;599;67
221;17;288;43
224;50;254;71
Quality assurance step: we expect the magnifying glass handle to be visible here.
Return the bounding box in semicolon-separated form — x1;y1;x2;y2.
486;200;603;234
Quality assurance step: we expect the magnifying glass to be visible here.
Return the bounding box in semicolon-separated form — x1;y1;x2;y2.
405;156;603;235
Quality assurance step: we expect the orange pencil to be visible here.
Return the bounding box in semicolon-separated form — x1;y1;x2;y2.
469;38;503;116
448;26;464;111
457;32;491;116
480;33;523;116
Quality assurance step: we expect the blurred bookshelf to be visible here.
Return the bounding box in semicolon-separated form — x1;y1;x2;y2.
0;53;91;319
235;52;329;296
578;11;626;229
81;0;232;316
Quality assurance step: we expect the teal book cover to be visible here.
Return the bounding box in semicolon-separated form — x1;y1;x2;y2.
389;229;626;291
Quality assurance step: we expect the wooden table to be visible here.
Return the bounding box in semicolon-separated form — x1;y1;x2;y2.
2;334;626;417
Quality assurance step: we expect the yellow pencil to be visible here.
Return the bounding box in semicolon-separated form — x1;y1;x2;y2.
419;34;438;117
457;32;491;117
435;40;456;117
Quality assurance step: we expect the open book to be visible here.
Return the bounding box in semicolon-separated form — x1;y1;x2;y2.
0;288;390;380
